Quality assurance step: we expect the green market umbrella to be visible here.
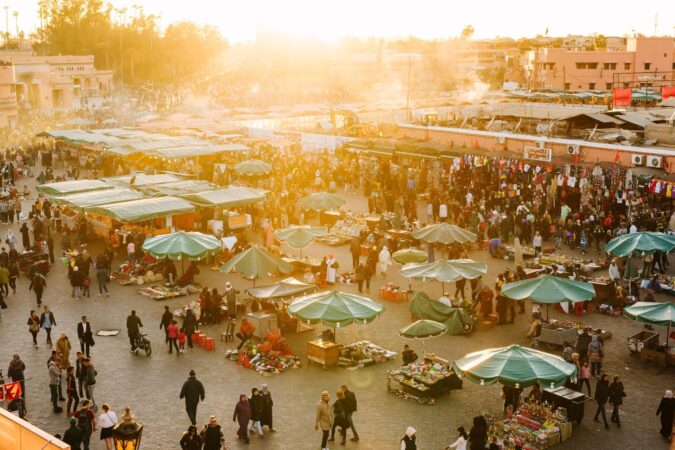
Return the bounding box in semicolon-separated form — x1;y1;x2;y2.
234;159;272;176
605;232;675;257
624;301;675;367
246;277;316;300
408;291;474;335
400;319;447;354
501;275;595;321
274;225;328;257
401;259;487;293
220;246;293;285
142;231;221;261
392;248;428;264
412;223;477;245
287;290;384;333
298;192;345;211
452;344;578;389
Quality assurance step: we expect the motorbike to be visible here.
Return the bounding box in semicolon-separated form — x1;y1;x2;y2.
133;332;152;356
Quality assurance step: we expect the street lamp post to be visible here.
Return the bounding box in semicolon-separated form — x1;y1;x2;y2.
112;407;143;450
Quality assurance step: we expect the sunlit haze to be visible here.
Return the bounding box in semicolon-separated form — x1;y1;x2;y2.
8;0;675;42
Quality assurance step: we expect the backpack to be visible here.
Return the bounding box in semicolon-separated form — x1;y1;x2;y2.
77;413;91;433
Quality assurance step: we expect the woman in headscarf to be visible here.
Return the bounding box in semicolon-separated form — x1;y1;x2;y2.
377;245;391;276
233;393;251;444
55;332;72;370
656;390;675;442
325;254;338;284
587;335;604;377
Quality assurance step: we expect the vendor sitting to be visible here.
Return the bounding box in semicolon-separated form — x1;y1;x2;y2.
319;328;335;342
488;237;502;258
402;344;418;366
236;318;256;350
438;292;452;307
527;383;543;403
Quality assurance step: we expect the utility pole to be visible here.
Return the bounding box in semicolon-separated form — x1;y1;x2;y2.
3;6;8;48
13;10;17;46
405;55;412;121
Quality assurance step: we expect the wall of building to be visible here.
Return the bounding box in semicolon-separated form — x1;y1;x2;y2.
396;123;675;174
0;63;17;128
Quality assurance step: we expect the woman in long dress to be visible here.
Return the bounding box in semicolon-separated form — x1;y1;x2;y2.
377;246;391;276
326;254;337;284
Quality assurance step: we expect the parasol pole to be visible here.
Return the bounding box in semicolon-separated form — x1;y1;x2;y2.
422;338;426;356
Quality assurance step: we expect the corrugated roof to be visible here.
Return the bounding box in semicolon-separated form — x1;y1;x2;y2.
53;188;144;209
36;179;114;196
181;187;268;208
102;174;183;187
489;104;606;121
85;197;195;223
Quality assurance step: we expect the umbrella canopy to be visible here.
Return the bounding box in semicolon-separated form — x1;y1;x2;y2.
246;277;316;300
400;319;447;339
501;275;595;303
605;232;675;257
623;302;675;327
409;291;474;335
234;159;272;176
452;344;578;388
298;192;345;211
220;246;293;281
411;223;477;244
274;225;328;249
401;259;487;282
142;231;221;261
287;290;384;327
392;248;428;264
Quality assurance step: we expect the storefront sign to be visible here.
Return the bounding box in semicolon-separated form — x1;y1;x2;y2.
524;146;552;162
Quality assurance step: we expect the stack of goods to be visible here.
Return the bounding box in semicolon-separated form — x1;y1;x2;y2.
321;215;367;244
387;354;461;403
379;283;408;302
538;254;606;273
111;257;163;285
338;340;397;369
547;319;612;341
488;400;572;449
138;284;190;300
655;275;675;297
225;331;302;376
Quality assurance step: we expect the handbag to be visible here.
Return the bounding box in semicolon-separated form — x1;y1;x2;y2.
29;321;39;333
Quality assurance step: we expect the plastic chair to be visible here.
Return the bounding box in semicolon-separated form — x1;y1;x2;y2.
204;337;215;351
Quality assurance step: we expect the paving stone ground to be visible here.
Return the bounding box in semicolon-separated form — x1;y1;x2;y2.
0;173;673;450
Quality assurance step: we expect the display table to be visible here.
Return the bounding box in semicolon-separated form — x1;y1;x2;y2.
387;354;462;403
338;341;397;369
488;400;572;449
246;312;279;340
539;324;579;349
320;210;342;226
307;339;341;368
138;285;188;301
590;280;612;302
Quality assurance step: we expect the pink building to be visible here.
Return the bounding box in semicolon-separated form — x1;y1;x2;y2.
0;60;17;128
526;36;675;91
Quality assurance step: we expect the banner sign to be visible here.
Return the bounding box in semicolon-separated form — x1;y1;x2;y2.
524;146;552;162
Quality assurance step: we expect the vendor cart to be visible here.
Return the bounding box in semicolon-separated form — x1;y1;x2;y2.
627;330;658;354
307;339;341;368
539;323;579;349
542;386;587;424
19;251;49;275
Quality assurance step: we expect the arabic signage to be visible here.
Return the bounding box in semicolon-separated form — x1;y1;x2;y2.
524;146;552;162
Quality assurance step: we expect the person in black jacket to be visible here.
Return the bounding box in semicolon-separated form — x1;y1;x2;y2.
202;416;224;450
594;373;610;428
341;385;359;441
180;370;205;426
76;316;94;357
40;305;56;345
608;376;625;427
469;415;487;450
260;384;275;432
126;310;143;352
70;266;84;299
160;306;173;343
62;417;83;450
249;387;264;437
657;390;675;442
182;309;198;349
179;425;203;450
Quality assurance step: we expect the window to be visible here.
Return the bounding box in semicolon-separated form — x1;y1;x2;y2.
603;63;617;70
564;83;571;90
624;63;631;70
589;83;596;90
606;83;613;90
542;62;555;70
576;62;598;69
587;63;598;69
644;62;651;70
672;62;675;70
623;82;630;88
575;63;586;69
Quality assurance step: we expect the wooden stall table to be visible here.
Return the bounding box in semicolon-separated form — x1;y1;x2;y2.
307;339;341;368
320;210;342;226
590;279;613;302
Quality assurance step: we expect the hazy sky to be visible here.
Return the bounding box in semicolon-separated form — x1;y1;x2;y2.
5;0;675;43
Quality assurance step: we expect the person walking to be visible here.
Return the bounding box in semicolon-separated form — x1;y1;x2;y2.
400;426;417;450
656;390;674;442
27;310;40;348
180;369;205;426
84;358;97;411
160;305;173;343
55;332;72;370
350;238;360;270
182;309;198;350
341;385;359;441
445;426;468;450
329;389;348;445
203;416;225;450
65;366;79;416
77;316;94;357
40;305;56;345
70;266;84;299
75;352;86;399
315;391;334;450
608;376;625;427
8;260;18;294
179;425;203;450
249;387;264;437
29;271;46;306
593;373;610;429
96;263;109;297
74;400;96;450
7;354;26;398
587;335;604;377
48;359;62;413
578;360;592;396
224;282;239;320
260;384;275;432
126;310;143;353
233;393;252;444
62;417;83;450
97;404;118;450
167;320;180;355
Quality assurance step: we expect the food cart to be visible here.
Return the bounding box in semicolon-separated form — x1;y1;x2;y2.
387;354;462;404
307;339;341;368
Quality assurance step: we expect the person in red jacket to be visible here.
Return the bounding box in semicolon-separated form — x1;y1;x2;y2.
236;318;255;350
167;320;180;355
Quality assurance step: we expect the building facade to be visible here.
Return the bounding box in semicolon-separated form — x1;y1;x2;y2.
0;53;113;112
0;59;18;128
525;36;675;91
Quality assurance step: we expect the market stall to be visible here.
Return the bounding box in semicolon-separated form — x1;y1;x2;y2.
274;225;328;258
387;354;462;404
220;246;294;286
37;179;114;197
53;188;144;211
623;301;675;368
181;187;268;233
408;292;474;335
224;330;302;376
337;340;397;369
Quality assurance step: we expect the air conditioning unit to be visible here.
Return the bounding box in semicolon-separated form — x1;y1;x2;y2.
631;154;644;166
496;136;506;144
566;144;580;155
647;155;663;168
535;141;546;149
